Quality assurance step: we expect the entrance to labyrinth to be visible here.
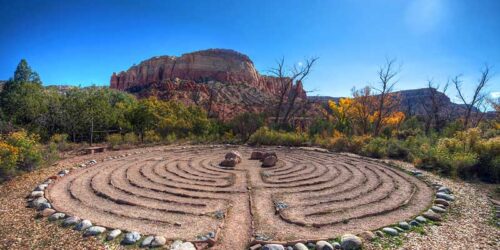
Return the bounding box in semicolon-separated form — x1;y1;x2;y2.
46;146;433;249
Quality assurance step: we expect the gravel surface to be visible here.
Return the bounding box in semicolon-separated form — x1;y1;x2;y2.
364;159;500;250
1;147;498;250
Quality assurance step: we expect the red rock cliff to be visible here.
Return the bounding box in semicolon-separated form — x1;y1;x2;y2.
110;49;306;98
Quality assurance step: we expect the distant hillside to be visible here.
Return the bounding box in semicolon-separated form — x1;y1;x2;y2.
309;88;473;117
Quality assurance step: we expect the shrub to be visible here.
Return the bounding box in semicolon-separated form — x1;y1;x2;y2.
123;132;139;144
348;135;372;154
386;138;409;159
5;130;42;172
248;127;309;146
144;130;161;144
0;141;19;180
106;134;123;149
361;137;387;158
49;133;71;151
229;112;264;141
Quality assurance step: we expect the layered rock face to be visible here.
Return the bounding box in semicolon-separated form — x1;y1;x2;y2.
110;49;306;99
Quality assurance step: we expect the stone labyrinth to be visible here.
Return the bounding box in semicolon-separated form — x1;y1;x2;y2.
46;146;433;249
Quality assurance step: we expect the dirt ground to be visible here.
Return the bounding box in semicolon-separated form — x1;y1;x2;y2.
0;145;497;250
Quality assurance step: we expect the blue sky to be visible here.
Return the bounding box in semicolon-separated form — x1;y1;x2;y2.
0;0;499;100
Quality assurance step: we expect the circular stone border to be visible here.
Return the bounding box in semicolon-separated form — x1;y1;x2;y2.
25;146;456;250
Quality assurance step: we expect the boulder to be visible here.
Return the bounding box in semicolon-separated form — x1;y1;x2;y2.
415;216;427;223
225;151;242;163
431;205;447;213
250;151;264;160
220;158;237;167
340;234;363;250
436;193;455;201
30;191;44;198
261;152;277;161
262;155;278;167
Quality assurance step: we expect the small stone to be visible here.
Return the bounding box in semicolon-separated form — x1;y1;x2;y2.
340;234;363;250
35;184;48;191
375;231;384;237
382;227;399;236
434;198;450;207
395;227;404;232
122;231;141;245
62;216;80;227
358;231;376;241
438;186;451;194
423;209;442;221
399;221;411;230
30;197;48;209
74;219;92;231
415;216;427;223
431;205;447;213
151;236;166;247
287;247;294;250
410;220;420;226
293;243;308;250
84;226;106;236
250;244;262;250
141;236;154;247
207;231;215;238
48;212;65;221
262;155;278;167
58;169;70;175
107;229;121;241
38;202;51;211
307;242;316;248
315;240;334;250
436;193;455;201
332;242;341;249
40;208;56;217
169;240;196;250
262;244;285;250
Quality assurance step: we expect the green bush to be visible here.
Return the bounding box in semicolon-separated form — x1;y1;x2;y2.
0;140;19;181
144;130;161;144
229;112;264;141
5;130;43;172
361;137;388;158
123;132;139;144
106;134;123;149
49;133;71;151
248;127;309;146
386;139;409;159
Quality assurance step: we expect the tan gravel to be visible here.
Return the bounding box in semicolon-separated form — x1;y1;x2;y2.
364;159;500;250
1;147;498;250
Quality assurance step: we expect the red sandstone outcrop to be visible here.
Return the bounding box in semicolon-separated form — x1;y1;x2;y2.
110;49;306;98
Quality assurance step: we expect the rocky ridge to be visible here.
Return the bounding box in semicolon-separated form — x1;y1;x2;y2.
110;49;306;119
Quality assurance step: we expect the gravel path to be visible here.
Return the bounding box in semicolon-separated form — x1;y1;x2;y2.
1;147;498;250
364;159;500;250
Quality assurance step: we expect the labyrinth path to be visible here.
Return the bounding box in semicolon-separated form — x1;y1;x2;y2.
46;146;433;249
